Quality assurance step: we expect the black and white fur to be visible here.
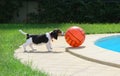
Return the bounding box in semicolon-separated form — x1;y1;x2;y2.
19;29;62;52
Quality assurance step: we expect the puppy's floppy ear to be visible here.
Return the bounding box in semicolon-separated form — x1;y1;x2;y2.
50;31;58;40
54;33;58;40
50;28;62;40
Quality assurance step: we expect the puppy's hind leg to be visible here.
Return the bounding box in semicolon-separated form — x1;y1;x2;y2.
23;43;28;52
23;38;33;52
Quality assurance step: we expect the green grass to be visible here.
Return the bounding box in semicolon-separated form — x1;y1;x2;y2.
0;23;120;76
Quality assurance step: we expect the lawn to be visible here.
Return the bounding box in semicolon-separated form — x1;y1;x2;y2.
0;23;120;76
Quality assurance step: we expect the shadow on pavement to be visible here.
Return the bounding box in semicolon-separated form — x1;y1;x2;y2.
66;46;86;50
24;50;64;53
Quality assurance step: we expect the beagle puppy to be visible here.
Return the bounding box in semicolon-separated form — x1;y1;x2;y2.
19;29;62;52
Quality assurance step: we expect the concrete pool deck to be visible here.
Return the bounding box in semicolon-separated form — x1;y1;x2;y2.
67;33;120;68
14;34;120;76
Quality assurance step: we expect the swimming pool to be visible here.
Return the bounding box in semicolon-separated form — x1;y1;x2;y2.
95;35;120;53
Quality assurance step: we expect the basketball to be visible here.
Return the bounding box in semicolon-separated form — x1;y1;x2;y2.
65;26;85;47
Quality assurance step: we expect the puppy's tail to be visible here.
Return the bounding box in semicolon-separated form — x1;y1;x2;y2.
19;29;27;35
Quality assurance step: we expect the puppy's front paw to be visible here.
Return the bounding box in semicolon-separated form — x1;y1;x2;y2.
48;49;52;52
32;49;37;51
24;50;28;52
50;47;52;49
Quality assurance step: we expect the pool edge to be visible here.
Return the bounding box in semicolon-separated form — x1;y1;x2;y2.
66;33;120;68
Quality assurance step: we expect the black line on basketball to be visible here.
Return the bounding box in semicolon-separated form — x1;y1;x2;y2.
68;30;81;43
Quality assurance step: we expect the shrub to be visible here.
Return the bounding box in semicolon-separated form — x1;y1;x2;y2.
37;0;120;23
0;0;22;23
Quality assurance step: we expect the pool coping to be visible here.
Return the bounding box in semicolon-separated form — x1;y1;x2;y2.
66;33;120;68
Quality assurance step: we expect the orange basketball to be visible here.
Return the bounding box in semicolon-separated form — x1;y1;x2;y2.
65;26;85;47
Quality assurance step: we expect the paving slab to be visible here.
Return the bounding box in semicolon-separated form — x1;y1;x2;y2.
14;35;120;76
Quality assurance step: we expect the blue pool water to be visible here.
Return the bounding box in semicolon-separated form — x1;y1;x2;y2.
95;35;120;53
